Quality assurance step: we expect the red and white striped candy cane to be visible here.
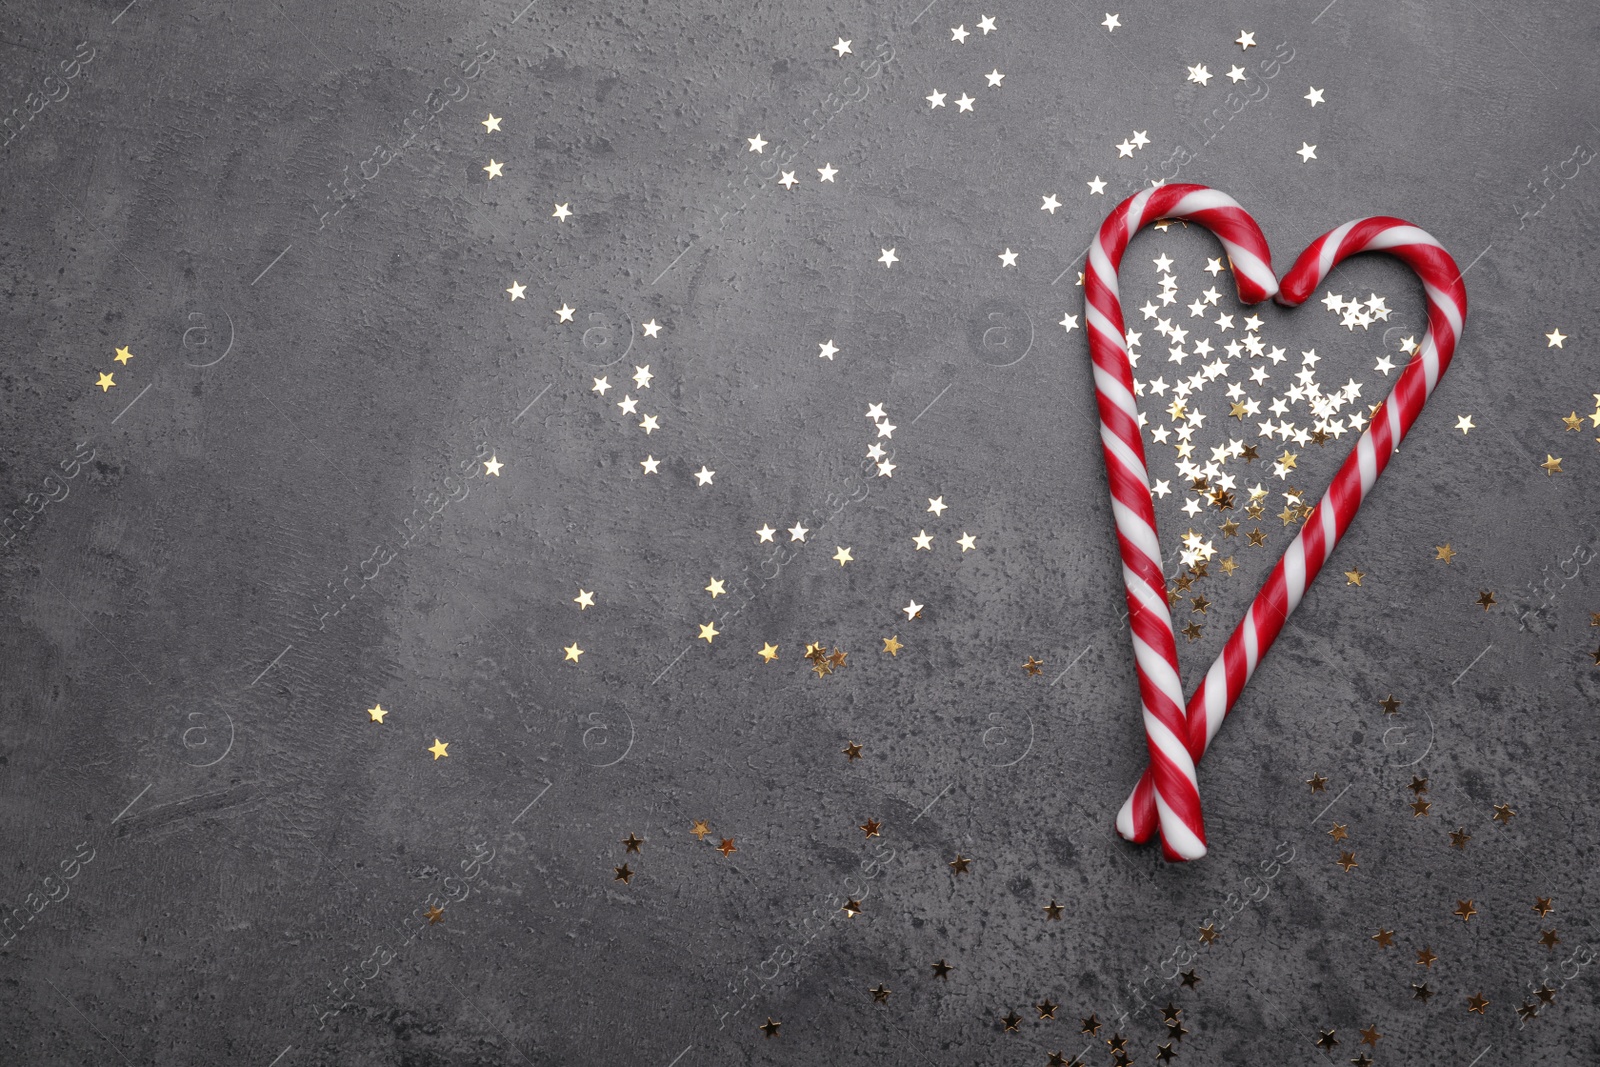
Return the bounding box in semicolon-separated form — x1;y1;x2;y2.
1094;202;1471;858
1084;184;1280;861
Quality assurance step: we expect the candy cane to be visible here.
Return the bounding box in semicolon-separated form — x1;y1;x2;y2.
1111;213;1467;855
1085;189;1470;861
1084;184;1280;861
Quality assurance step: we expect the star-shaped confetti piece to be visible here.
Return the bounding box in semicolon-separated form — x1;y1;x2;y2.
428;738;449;760
114;346;134;364
367;704;387;723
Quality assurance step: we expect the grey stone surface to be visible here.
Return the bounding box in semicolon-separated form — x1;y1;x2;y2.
1;0;1598;1064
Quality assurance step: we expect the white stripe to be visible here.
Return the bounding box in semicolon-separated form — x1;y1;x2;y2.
1320;497;1337;545
1152;793;1207;859
1126;189;1156;236
1102;428;1152;490
1131;632;1184;702
1362;225;1440;252
1243;607;1260;672
1200;658;1229;745
1122;561;1170;618
1115;793;1141;839
1172;187;1242;215
1088;243;1119;299
1092;365;1138;420
1423;281;1464;338
1318;220;1359;278
1283;535;1308;610
1356;434;1378;493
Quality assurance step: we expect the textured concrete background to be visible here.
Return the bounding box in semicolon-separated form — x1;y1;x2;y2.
1;0;1598;1064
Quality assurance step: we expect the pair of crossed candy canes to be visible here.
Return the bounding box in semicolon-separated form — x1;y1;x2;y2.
1083;184;1468;861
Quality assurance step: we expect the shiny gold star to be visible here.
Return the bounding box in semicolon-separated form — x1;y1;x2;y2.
1412;982;1433;1002
1534;897;1554;917
690;819;711;840
1023;656;1044;675
705;577;726;597
563;642;584;663
1449;827;1471;850
859;818;882;838
367;703;387;723
1541;454;1563;475
1247;528;1266;546
833;546;853;566
828;647;847;668
1344;568;1364;586
95;372;115;391
113;346;133;364
1277;450;1298;470
1540;928;1561;949
1191;594;1211;614
1456;414;1475;433
1219;556;1238;575
870;983;891;1002
1316;1029;1338;1050
1180;969;1200;988
426;905;445;924
1359;1024;1381;1047
1516;1001;1539;1022
810;659;833;678
483;158;503;178
1466;992;1490;1015
1416;946;1437;967
1328;823;1348;841
1535;982;1556;1004
1037;999;1058;1021
1408;775;1430;794
622;833;644;853
1492;803;1516;824
1412;797;1431;816
760;1017;780;1038
574;588;595;609
1181;621;1203;640
698;621;719;643
1433;543;1456;564
1476;590;1497;610
1379;694;1401;714
882;635;903;656
842;741;863;760
1371;928;1394;947
758;642;779;662
1198;922;1218;945
841;897;862;917
930;958;953;980
717;838;738;857
428;738;449;759
1307;773;1329;792
1454;899;1477;922
1564;412;1584;431
948;853;971;874
1081;1015;1102;1037
1001;1010;1022;1032
613;863;634;884
1043;899;1064;920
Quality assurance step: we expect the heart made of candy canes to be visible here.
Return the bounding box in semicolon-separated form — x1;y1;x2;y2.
1083;184;1468;862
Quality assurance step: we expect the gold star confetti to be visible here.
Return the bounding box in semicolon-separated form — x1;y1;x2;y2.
1492;803;1516;824
1564;412;1584;431
690;819;711;841
1023;656;1044;675
760;1017;780;1038
870;984;891;1002
1540;929;1561;949
1043;899;1064;920
622;833;644;853
1328;823;1348;841
367;704;387;723
481;113;501;132
1307;773;1329;792
842;741;863;761
1533;897;1554;917
426;905;445;924
1466;992;1490;1015
717;838;737;857
949;854;971;874
95;372;115;391
1344;568;1364;586
882;635;903;656
1434;544;1455;564
1336;853;1357;874
833;546;853;566
698;621;719;643
1372;928;1394;947
1379;694;1401;714
483;158;503;178
1198;922;1218;945
1454;899;1477;922
930;958;953;980
957;532;977;551
113;346;133;364
1449;827;1471;850
841;898;862;917
1541;454;1563;476
758;643;779;663
1476;590;1497;610
428;738;449;760
574;589;595;609
613;863;634;884
1416;946;1437;967
1456;415;1475;434
705;577;726;597
1412;797;1432;817
859;818;882;838
563;642;584;663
